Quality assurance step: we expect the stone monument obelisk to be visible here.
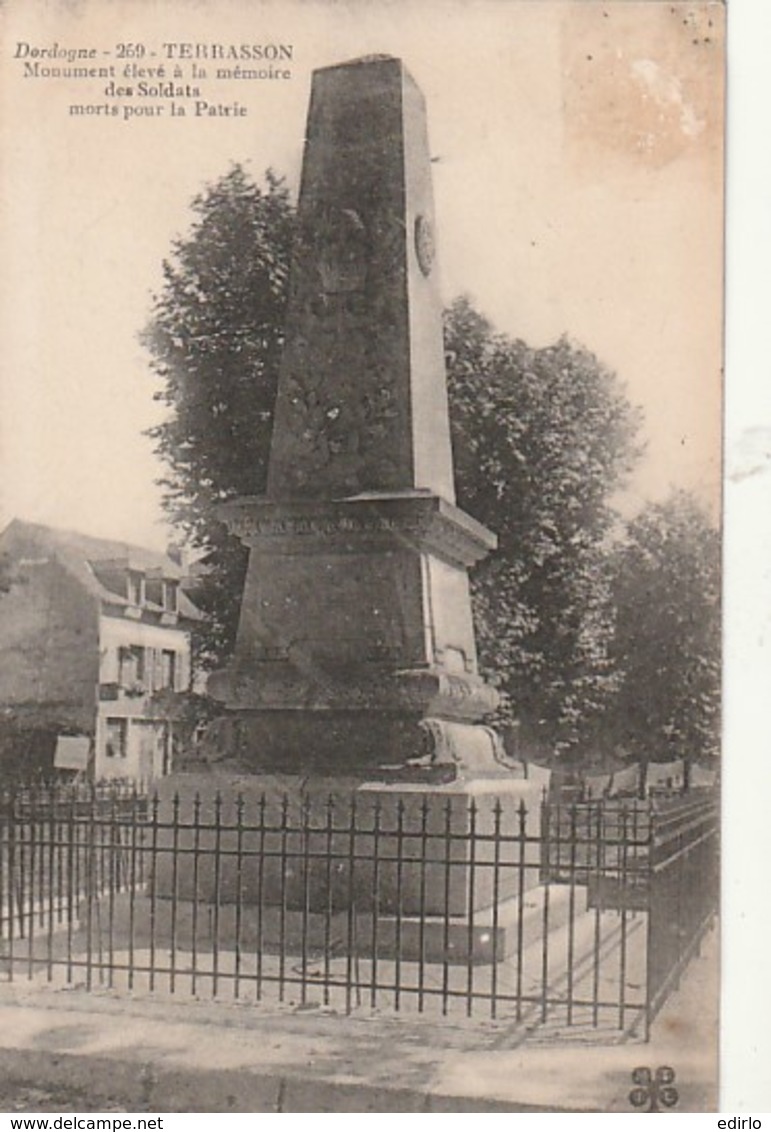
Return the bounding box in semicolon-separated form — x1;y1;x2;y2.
207;54;503;780
154;57;544;962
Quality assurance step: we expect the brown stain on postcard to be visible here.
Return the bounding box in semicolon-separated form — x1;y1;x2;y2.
562;2;724;178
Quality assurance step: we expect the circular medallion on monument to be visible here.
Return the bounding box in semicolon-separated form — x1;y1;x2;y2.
414;214;435;276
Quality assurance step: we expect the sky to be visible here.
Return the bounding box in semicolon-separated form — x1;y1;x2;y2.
0;0;724;549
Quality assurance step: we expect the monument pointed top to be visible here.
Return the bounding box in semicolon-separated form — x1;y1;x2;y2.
266;51;455;502
325;53;401;67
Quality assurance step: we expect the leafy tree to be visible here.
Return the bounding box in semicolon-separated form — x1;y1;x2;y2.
143;165;295;663
607;490;720;784
144;167;643;755
445;299;643;754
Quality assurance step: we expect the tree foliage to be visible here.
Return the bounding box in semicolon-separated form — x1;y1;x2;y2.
144;166;646;756
445;299;643;754
142;165;295;662
607;491;720;769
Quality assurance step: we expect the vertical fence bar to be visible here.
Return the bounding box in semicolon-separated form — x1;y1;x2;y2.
566;802;578;1026
234;794;244;1000
35;792;44;933
255;794;266;1002
591;800;603;1028
17;798;27;948
64;791;76;985
441;798;453;1017
644;802;656;1041
42;790;52;933
169;793;180;995
322;795;334;1008
56;789;65;928
278;795;289;1004
490;798;502;1020
148;793;159;993
211;792;222;999
127;788;139;992
370;798;382;1010
46;792;56;982
93;796;104;987
73;794;81;913
300;795;311;1008
618;805;630;1031
674;809;685;993
135;786;145;891
190;793;201;998
515;799;527;1022
394;799;404;1013
540;793;552;1024
106;791;117;990
465;799;477;1019
417;797;429;1014
84;787;96;992
344;794;357;1016
27;799;37;979
7;794;17;981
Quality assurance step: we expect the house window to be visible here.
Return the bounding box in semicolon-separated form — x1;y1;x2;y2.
127;571;144;606
163;581;178;613
119;645;145;688
160;649;177;690
105;718;128;759
144;577;163;606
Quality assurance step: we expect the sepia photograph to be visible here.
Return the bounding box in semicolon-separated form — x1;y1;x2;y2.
0;0;730;1115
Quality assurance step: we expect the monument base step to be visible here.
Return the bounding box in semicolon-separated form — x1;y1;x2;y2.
82;883;587;966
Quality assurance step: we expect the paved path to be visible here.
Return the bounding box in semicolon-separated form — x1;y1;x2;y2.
0;923;718;1113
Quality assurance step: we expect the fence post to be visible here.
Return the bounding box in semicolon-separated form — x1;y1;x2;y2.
644;799;656;1042
515;798;527;1022
6;791;17;981
566;800;578;1027
170;791;180;996
441;796;453;1018
490;797;503;1020
211;791;222;998
233;792;244;1000
84;784;96;991
419;795;430;1015
370;796;382;1011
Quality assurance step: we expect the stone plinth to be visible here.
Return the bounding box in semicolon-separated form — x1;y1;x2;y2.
207;494;498;774
150;774;544;965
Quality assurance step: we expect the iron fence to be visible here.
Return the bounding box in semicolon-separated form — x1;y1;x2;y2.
646;793;719;1026
0;781;717;1040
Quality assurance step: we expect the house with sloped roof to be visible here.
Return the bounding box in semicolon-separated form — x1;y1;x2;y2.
0;519;203;783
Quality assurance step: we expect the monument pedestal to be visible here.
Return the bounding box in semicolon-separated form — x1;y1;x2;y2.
152;773;544;965
205;493;501;777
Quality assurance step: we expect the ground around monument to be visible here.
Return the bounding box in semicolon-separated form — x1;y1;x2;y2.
0;923;717;1113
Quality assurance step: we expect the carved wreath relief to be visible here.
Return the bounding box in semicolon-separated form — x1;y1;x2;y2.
414;214;435;277
276;198;409;495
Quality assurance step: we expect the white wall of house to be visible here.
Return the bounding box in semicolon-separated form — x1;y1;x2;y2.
95;614;192;783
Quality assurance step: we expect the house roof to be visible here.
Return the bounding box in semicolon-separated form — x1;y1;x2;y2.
0;519;203;622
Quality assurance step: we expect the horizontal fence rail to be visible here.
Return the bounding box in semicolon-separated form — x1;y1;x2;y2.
0;782;718;1041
